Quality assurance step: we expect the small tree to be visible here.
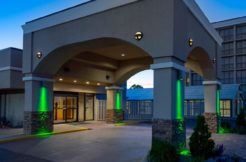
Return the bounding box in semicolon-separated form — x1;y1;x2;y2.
130;84;143;89
189;115;215;160
236;109;246;134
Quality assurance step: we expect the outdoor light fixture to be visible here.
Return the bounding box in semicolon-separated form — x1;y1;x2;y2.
97;83;101;86
86;81;90;85
36;51;43;59
73;80;77;83
188;38;194;47
135;32;143;41
212;58;216;64
121;53;126;57
59;78;63;81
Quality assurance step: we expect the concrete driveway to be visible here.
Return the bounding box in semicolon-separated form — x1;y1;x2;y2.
0;124;152;162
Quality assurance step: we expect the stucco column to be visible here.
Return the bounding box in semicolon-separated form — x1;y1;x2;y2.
105;86;124;123
23;75;54;135
203;81;221;133
151;62;186;149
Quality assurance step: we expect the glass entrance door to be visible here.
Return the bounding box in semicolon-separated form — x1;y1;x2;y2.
84;94;94;121
54;94;78;123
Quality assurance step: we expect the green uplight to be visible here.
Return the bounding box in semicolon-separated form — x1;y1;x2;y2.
176;80;183;120
216;90;221;133
39;86;48;112
179;149;191;156
116;92;121;112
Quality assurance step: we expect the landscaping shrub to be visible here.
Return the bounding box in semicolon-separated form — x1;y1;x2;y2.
148;139;179;162
220;121;232;133
189;115;215;160
236;109;246;134
0;117;11;128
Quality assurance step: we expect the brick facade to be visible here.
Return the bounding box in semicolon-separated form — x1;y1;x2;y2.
24;111;53;135
152;119;186;148
204;112;218;133
106;109;124;123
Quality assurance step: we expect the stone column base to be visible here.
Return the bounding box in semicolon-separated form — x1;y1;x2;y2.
106;109;124;123
204;113;218;133
24;111;54;135
152;119;186;149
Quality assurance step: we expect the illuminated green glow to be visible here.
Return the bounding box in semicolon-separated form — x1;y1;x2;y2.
176;80;183;120
179;149;191;156
216;90;221;133
39;86;48;112
116;92;121;111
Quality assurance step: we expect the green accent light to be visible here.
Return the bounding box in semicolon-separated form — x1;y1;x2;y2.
216;90;222;133
116;92;121;112
176;80;183;120
179;149;191;156
39;86;48;112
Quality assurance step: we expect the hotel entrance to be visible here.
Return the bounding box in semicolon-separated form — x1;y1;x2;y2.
54;93;78;123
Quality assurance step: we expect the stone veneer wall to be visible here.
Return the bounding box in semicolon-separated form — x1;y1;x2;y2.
152;119;186;148
204;112;218;133
24;111;53;135
106;109;124;123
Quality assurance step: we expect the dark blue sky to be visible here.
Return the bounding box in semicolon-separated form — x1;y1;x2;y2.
0;0;246;49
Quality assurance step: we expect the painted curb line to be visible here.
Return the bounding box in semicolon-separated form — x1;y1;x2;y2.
0;128;91;144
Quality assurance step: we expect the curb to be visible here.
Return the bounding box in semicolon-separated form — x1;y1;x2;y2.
115;121;144;127
0;128;91;144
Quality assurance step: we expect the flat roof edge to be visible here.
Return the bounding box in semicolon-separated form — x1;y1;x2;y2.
22;0;139;34
213;16;246;28
182;0;223;45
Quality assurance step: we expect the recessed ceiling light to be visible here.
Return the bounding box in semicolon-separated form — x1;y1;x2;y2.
121;53;126;57
73;80;77;83
97;83;101;86
86;81;90;85
59;78;63;81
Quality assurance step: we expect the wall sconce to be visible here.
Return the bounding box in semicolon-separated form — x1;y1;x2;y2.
212;58;216;64
135;32;143;41
36;51;43;59
188;38;194;47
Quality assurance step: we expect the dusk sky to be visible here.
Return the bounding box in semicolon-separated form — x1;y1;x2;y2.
0;0;246;88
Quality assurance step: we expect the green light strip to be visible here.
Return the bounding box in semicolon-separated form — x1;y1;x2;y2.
116;92;121;111
39;86;48;112
216;90;220;116
176;80;183;120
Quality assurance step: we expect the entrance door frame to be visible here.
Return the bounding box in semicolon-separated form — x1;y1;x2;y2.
84;93;95;121
53;92;79;123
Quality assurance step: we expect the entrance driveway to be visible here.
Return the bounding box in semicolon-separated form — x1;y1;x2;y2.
0;123;151;162
1;123;246;162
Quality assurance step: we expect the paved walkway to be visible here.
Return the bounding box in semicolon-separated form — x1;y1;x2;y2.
0;123;245;161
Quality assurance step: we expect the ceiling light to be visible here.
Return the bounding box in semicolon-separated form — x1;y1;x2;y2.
73;80;77;83
59;78;63;81
97;83;101;86
86;81;90;85
121;53;126;57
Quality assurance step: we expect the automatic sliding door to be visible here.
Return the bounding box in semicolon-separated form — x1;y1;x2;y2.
85;94;94;121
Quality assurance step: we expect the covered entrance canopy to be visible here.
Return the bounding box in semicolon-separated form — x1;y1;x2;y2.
22;0;222;148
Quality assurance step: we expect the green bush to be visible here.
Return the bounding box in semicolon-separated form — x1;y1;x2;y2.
148;139;179;162
189;115;215;160
236;109;246;134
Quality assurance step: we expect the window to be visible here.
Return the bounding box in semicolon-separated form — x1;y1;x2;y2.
237;70;246;83
219;28;234;42
191;73;203;86
236;56;246;70
221;57;234;71
185;100;204;117
222;71;234;84
236;41;246;55
237;25;246;40
222;42;234;56
220;100;231;117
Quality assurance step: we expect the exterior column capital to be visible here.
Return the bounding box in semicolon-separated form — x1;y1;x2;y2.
105;86;123;90
23;74;54;82
203;80;221;86
150;62;186;72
